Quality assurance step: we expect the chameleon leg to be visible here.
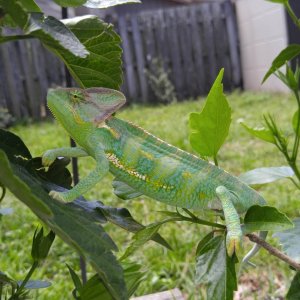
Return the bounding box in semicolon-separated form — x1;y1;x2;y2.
47;147;109;202
42;147;88;166
216;186;243;257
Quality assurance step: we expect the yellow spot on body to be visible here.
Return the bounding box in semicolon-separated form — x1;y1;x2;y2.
143;152;154;160
182;172;192;179
199;192;206;200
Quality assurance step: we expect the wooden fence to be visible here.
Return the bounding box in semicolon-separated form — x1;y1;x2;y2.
109;0;241;103
0;0;241;119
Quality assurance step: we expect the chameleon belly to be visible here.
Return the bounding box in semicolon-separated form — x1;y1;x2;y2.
105;118;265;213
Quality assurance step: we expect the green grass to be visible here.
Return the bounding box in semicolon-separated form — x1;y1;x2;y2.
1;91;299;299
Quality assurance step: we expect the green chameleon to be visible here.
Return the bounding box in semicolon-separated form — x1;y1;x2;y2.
43;87;267;261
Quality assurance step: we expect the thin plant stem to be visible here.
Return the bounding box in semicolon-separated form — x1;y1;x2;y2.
285;2;300;30
289;177;300;189
179;216;226;229
175;208;226;229
247;233;300;271
291;91;300;161
14;261;39;297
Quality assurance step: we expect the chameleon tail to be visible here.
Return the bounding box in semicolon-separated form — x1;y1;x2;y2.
240;230;268;270
216;186;243;257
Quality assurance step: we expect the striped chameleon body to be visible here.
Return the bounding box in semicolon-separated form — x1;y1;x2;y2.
43;88;266;259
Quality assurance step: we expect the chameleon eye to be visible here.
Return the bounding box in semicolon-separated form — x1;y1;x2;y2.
70;90;84;103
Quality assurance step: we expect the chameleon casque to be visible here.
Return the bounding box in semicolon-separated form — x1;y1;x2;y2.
42;87;267;261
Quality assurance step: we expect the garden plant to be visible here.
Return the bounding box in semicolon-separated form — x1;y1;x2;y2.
0;0;300;299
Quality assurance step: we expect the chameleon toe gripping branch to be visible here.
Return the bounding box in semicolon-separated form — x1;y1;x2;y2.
43;87;267;266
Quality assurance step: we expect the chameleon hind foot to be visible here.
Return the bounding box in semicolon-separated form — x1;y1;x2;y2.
42;150;56;167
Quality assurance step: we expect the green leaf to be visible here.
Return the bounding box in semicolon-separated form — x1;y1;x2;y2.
80;275;113;300
243;205;293;234
1;0;30;28
17;280;51;290
15;0;41;12
53;0;86;7
292;110;300;136
0;149;127;300
196;232;214;256
61;15;122;89
67;264;83;291
0;0;40;29
286;272;300;300
120;220;176;261
274;218;300;263
123;263;145;297
195;235;237;300
263;45;300;83
240;122;276;144
120;223;163;261
26;13;88;58
239;166;294;185
31;228;55;262
189;69;231;158
78;263;144;299
266;0;288;3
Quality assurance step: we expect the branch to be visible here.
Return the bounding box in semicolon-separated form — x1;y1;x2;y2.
246;233;300;271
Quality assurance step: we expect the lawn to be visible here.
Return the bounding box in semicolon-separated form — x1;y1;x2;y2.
1;91;299;299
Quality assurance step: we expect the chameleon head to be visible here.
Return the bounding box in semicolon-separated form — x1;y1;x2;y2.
47;87;126;131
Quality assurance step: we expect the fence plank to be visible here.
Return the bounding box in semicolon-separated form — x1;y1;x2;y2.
164;8;184;99
131;15;148;103
190;6;205;96
118;15;139;101
211;2;232;89
20;41;42;119
201;3;218;91
1;44;22;118
224;0;242;87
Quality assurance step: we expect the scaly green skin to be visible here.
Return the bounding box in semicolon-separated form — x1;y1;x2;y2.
43;87;267;258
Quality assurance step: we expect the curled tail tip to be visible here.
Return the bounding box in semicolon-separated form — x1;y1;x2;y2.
227;237;243;257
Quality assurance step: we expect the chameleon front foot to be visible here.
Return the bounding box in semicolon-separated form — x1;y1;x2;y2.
42;150;56;167
49;190;68;202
